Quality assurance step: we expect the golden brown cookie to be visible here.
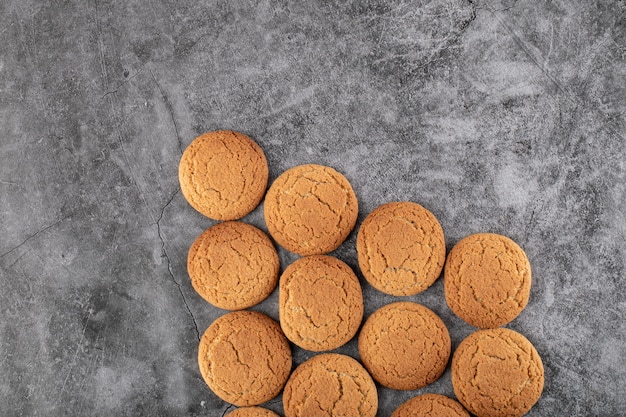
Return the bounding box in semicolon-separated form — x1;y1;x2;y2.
283;353;377;417
226;407;280;417
264;164;358;256
392;394;470;417
198;311;292;406
444;233;531;328
451;328;544;417
356;202;446;296
279;255;363;351
187;221;279;310
179;130;268;220
358;302;450;390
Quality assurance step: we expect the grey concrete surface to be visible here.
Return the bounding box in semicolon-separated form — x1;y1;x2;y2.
1;0;625;416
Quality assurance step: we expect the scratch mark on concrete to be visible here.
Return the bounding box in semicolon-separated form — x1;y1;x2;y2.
148;68;184;155
492;12;567;95
6;249;31;270
184;32;212;55
101;62;148;99
58;308;93;397
481;3;625;142
94;0;109;93
92;0;155;222
114;126;155;223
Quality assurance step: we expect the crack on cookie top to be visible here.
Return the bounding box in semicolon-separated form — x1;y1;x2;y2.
359;302;450;390
452;329;543;417
445;234;531;328
265;165;357;255
357;202;445;296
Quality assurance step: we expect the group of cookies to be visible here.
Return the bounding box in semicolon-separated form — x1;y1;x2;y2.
178;130;544;417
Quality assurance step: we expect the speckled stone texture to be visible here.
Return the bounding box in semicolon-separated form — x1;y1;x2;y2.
0;0;624;416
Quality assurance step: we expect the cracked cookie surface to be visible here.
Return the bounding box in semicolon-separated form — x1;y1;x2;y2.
188;221;279;310
279;255;363;351
264;164;358;256
226;407;280;417
358;301;450;390
391;393;470;417
198;311;291;406
283;353;377;417
444;233;531;328
451;328;544;417
179;130;268;220
356;202;445;296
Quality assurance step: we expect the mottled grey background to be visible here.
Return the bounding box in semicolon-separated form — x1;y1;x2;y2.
1;0;625;416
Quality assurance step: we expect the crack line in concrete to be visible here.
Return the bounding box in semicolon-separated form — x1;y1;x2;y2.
156;187;200;341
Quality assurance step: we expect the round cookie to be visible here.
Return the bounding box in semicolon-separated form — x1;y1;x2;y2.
392;394;470;417
279;255;363;351
187;221;279;310
444;233;531;328
283;353;377;417
226;407;280;417
358;302;450;390
264;164;358;256
198;311;292;406
179;130;268;220
451;328;544;417
356;202;446;296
